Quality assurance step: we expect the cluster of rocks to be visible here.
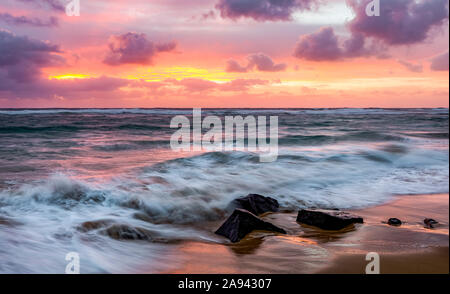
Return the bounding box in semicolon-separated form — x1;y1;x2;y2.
386;217;439;228
215;194;364;243
73;194;440;244
215;194;441;243
215;194;286;243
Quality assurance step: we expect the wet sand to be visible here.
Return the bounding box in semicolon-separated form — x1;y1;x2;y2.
318;193;449;273
161;194;449;274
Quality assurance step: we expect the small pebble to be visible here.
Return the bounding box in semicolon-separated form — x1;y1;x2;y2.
424;218;438;228
387;218;402;226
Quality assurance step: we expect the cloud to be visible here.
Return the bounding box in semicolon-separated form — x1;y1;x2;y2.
0;12;58;27
430;51;449;71
247;53;287;71
347;0;449;45
176;78;218;92
293;0;448;61
215;0;317;21
16;0;65;13
0;75;133;100
201;10;216;20
103;32;177;66
0;30;64;83
155;41;177;53
226;53;286;72
397;60;423;73
50;76;130;92
293;27;382;61
221;78;269;91
170;78;269;92
293;27;342;61
226;59;248;72
0;75;272;101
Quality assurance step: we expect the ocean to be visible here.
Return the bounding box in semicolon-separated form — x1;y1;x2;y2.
0;108;448;273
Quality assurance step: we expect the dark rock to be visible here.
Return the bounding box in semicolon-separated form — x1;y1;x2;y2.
296;209;363;230
387;218;402;226
230;194;279;215
0;216;21;226
77;219;113;232
102;224;153;240
424;218;438;228
215;208;286;243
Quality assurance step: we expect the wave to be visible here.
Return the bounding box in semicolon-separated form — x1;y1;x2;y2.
278;131;407;145
0;124;166;134
91;140;169;152
0;108;448;116
403;132;449;139
1;145;447;225
0;143;447;273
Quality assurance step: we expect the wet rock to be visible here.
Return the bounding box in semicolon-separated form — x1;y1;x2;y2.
424;218;438;228
102;224;153;241
387;218;402;226
215;208;286;243
296;209;363;230
0;216;21;226
230;194;279;215
77;219;113;232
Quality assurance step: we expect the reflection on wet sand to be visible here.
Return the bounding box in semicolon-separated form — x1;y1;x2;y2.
161;194;448;274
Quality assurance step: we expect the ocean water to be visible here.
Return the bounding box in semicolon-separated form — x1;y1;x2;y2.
0;108;448;273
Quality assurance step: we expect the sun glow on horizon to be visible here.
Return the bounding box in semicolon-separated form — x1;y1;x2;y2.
49;74;91;80
124;67;232;82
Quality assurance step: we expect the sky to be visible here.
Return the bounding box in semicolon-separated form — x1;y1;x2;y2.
0;0;448;108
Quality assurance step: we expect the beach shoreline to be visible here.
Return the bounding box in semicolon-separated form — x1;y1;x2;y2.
317;193;449;274
162;193;449;274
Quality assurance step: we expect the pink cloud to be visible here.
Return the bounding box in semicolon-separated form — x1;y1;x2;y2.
0;30;64;83
17;0;65;12
397;60;423;73
215;0;317;21
0;12;58;27
430;51;449;71
103;32;177;66
348;0;449;45
226;53;286;72
293;27;388;61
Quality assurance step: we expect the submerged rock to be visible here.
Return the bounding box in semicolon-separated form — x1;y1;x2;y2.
387;218;402;226
230;194;279;215
0;216;21;227
296;209;363;230
424;218;438;228
77;219;114;232
102;224;153;241
215;208;286;243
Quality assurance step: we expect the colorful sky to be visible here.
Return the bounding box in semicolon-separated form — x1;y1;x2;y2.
0;0;449;108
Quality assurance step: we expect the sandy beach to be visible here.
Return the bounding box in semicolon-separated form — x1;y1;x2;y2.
164;194;449;274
